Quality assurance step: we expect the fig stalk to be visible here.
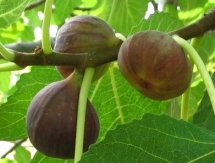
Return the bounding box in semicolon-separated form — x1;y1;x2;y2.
42;0;53;54
0;62;22;72
74;67;95;163
173;35;215;115
180;38;200;121
0;43;15;61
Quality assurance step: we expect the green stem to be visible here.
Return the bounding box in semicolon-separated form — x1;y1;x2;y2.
42;0;53;54
180;87;191;121
0;43;15;61
74;67;95;163
0;63;22;72
173;35;215;115
180;38;199;121
115;33;126;42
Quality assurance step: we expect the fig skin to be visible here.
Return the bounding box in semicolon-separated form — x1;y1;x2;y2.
26;72;99;159
54;15;120;80
118;30;192;100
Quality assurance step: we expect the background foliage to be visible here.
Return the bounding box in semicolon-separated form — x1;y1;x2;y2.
0;0;215;162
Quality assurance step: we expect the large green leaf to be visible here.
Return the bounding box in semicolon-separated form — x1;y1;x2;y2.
0;67;61;141
81;114;215;162
92;0;149;36
0;0;30;28
108;0;149;35
130;12;183;35
89;66;167;140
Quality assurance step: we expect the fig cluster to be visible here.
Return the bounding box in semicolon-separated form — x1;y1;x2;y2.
26;14;193;160
118;30;192;100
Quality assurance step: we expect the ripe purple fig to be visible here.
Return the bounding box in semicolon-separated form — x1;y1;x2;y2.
54;15;121;80
26;72;99;158
118;30;192;100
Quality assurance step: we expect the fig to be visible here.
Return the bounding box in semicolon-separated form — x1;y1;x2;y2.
54;15;121;80
118;30;192;100
26;72;99;159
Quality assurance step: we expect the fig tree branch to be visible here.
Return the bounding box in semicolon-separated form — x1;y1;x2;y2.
12;43;121;68
169;8;215;39
0;8;214;68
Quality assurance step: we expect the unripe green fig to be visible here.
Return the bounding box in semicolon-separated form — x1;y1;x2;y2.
54;15;121;80
118;30;192;100
26;72;99;159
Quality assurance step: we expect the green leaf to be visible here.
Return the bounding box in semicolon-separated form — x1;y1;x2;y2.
0;0;30;28
0;67;61;141
188;80;205;116
80;114;215;162
192;73;215;132
31;152;73;163
25;9;43;28
178;0;208;24
178;0;208;10
91;0;113;19
0;72;10;93
194;34;215;69
15;146;31;163
0;60;10;94
81;0;97;8
90;67;167;140
0;158;16;163
130;12;183;35
53;0;82;25
108;0;149;35
92;0;149;36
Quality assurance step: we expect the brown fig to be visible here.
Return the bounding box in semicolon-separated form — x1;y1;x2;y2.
26;72;99;159
54;15;121;80
118;30;192;100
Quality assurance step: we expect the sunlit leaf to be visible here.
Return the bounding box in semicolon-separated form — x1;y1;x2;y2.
178;0;208;24
0;158;16;163
0;0;30;28
15;146;31;163
194;34;215;69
